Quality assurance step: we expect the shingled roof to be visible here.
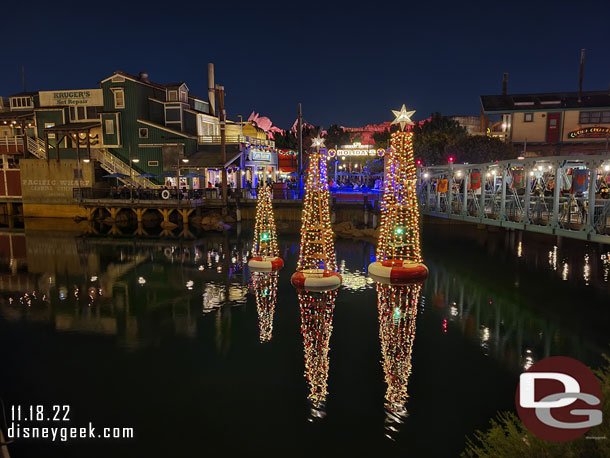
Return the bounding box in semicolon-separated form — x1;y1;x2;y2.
481;90;610;112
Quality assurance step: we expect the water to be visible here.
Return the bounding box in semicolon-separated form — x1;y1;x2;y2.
0;221;609;457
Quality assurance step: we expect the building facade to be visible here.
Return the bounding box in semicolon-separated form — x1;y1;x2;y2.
481;90;610;156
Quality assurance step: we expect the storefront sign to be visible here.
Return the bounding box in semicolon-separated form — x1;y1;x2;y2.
337;142;376;156
568;127;610;139
39;89;103;107
251;151;272;162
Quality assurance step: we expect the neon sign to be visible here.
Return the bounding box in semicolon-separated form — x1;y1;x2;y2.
568;127;610;139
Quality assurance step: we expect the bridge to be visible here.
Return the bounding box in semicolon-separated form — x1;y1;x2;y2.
418;154;610;244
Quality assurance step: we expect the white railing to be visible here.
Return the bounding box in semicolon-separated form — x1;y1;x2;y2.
26;137;47;159
93;148;159;188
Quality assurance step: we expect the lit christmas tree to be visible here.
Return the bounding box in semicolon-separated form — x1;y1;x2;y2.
377;282;421;440
291;135;342;290
298;288;338;420
252;271;278;343
369;105;428;282
248;184;283;271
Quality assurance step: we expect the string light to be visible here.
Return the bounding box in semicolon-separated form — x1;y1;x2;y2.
296;146;337;273
252;185;279;258
252;272;278;343
298;289;337;419
376;282;421;439
376;130;423;265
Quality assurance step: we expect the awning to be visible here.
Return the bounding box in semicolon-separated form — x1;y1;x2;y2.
279;167;296;173
187;147;242;168
44;122;100;134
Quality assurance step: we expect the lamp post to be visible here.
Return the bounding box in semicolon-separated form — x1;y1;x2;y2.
130;157;140;201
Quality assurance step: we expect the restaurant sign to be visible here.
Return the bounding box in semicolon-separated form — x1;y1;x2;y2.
568;127;610;139
336;142;376;156
39;89;103;107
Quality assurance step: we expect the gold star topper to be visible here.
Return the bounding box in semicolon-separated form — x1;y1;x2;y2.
311;135;325;150
391;104;416;130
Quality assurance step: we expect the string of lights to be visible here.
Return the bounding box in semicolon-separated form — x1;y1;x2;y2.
252;271;278;343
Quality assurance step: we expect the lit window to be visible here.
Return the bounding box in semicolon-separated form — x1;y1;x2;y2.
113;88;125;109
105;119;115;135
524;113;533;122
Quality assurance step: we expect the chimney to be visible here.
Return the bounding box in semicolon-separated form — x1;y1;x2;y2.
578;48;585;103
139;72;149;82
207;63;216;116
502;73;508;96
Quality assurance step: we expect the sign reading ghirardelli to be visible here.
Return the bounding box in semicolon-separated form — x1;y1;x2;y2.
39;89;103;107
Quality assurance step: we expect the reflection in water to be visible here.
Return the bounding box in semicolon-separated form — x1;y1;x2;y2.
376;282;421;440
603;252;610;283
298;289;338;421
252;272;278;343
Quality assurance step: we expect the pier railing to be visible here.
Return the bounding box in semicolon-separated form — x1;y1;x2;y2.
418;154;610;244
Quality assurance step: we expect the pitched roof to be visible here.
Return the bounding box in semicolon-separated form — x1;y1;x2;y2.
481;90;610;112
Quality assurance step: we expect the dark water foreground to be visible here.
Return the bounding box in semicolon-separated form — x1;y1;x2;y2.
0;220;608;457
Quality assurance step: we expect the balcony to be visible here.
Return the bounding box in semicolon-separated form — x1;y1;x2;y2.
197;135;275;148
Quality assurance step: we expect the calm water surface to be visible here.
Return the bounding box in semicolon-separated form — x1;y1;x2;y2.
0;220;609;457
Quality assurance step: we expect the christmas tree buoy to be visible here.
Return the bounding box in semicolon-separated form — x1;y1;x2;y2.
368;105;428;284
248;184;284;272
377;282;421;440
291;135;342;291
252;271;278;343
298;289;337;421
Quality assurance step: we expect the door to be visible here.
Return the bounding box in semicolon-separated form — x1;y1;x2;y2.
546;112;561;143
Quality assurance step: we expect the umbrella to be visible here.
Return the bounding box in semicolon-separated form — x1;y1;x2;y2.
103;173;128;178
157;172;177;178
136;173;157;178
181;173;205;178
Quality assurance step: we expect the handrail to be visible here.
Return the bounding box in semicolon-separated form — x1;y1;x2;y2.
197;135;275;147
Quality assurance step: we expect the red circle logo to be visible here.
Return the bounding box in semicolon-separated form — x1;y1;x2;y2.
515;356;602;442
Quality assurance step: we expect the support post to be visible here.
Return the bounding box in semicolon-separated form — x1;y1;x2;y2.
462;168;469;216
479;168;487;219
586;160;599;234
500;165;508;220
216;85;228;214
552;162;563;228
523;166;532;224
447;164;454;214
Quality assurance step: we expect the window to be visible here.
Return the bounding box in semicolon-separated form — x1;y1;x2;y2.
113;88;125;109
45;122;55;139
524;113;534;122
579;110;610;124
74;169;83;179
105;119;115;135
148;160;159;167
168;90;178;102
86;106;99;119
165;108;181;122
180;91;187;103
139;128;148;138
77;106;85;119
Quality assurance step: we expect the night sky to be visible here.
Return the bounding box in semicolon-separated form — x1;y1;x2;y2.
3;0;610;129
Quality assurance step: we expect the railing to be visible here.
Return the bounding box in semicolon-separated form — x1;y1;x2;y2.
0;135;24;154
26;137;48;159
93;148;159;188
197;135;275;147
419;154;610;243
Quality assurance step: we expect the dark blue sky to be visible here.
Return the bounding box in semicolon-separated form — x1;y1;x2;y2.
3;1;610;129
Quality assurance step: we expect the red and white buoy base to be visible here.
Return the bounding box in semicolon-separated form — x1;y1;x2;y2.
248;256;284;272
368;260;428;285
290;269;342;292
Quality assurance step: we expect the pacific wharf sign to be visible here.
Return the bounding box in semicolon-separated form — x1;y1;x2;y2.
39;89;103;107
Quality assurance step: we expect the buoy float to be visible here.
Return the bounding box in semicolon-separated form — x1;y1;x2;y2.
368;259;428;283
290;269;342;292
248;256;284;272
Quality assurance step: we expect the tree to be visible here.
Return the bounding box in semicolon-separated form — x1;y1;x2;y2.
324;124;351;148
373;125;400;148
411;112;467;165
448;135;519;164
462;355;610;458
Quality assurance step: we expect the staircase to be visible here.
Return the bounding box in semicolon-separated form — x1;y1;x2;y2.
93;148;159;188
25;137;158;188
26;137;49;159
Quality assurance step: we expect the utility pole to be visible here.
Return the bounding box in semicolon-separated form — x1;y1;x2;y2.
297;103;303;192
216;84;228;213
